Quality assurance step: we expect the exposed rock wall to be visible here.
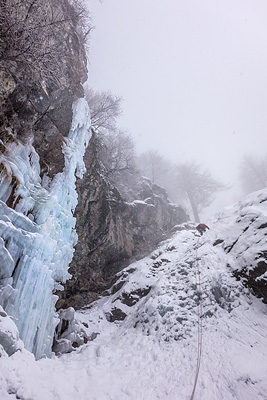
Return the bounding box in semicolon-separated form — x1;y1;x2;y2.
212;189;267;304
0;0;88;180
0;0;188;352
0;0;90;358
57;137;189;309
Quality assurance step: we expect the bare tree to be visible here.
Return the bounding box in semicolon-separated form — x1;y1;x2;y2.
98;130;136;180
85;87;136;190
137;150;172;185
175;162;226;222
0;0;91;82
85;87;122;134
239;154;267;195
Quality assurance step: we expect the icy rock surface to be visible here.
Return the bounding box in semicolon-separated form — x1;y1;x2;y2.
0;98;90;359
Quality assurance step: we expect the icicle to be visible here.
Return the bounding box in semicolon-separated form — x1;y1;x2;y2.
0;98;91;359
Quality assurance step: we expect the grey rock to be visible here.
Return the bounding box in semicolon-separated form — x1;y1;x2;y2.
57;137;188;309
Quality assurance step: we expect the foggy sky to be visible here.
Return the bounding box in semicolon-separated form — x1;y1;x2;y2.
85;0;267;210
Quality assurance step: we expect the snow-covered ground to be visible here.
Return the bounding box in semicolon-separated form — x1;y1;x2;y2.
1;196;267;400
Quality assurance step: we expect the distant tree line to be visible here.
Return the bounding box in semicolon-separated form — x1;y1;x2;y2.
239;154;267;195
84;87;227;222
81;88;267;221
138;150;226;222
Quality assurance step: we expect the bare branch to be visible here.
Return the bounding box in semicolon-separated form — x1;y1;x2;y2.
175;161;226;222
0;0;92;83
239;154;267;195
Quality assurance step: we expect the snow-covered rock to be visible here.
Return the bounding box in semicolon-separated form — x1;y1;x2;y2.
53;307;89;354
211;188;267;303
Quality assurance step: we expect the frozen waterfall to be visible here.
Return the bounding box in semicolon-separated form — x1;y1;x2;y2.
0;98;91;359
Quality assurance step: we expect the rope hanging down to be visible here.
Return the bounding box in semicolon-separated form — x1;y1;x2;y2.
190;238;203;400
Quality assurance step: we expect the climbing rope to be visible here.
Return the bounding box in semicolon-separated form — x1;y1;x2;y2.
190;237;203;400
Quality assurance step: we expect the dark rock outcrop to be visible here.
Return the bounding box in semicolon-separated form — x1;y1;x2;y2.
57;137;188;309
233;258;267;303
212;189;267;304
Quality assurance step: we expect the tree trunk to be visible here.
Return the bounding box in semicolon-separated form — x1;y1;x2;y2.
187;191;200;223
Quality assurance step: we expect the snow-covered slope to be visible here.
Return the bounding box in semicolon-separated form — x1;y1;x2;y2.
0;191;267;400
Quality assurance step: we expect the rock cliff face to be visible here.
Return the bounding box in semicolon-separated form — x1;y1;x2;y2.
0;0;90;358
57;137;189;309
0;0;88;180
0;0;188;355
